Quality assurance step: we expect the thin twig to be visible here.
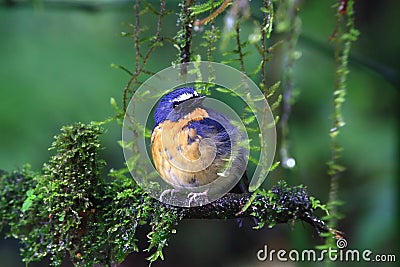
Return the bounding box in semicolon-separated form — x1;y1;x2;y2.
123;0;166;111
260;0;273;91
235;20;246;74
180;0;195;75
194;0;231;27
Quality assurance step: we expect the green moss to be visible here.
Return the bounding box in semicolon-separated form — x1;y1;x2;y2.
326;0;359;233
0;165;37;235
0;122;184;266
250;181;312;229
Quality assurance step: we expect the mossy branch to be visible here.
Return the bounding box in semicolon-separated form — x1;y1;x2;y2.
325;0;359;234
0;122;339;267
167;185;334;236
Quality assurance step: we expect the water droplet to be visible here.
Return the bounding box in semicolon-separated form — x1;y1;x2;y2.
225;15;235;31
283;157;296;168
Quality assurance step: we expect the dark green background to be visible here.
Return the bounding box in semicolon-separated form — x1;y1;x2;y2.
0;1;398;266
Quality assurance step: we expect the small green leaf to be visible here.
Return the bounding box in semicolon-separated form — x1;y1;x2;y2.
243;115;256;125
21;199;33;213
260;7;269;13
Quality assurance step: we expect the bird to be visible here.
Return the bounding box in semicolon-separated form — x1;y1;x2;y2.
150;87;248;206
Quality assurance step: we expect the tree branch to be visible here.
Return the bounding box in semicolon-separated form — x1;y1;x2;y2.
160;183;337;236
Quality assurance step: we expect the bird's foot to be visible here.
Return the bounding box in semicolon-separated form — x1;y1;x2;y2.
187;189;209;207
159;188;179;202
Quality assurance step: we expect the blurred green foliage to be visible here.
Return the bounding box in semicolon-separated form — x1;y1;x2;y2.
0;0;398;267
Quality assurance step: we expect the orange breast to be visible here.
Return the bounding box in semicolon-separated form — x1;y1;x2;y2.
150;108;226;188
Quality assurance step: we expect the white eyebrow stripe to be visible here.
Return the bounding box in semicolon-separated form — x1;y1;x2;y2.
173;92;194;102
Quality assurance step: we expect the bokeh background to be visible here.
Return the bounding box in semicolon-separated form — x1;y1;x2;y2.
0;0;398;266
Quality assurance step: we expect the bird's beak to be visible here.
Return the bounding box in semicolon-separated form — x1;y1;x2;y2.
187;96;205;107
173;96;205;114
174;96;205;110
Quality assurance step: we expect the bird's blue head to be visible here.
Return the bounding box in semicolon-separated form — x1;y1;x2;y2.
153;87;204;126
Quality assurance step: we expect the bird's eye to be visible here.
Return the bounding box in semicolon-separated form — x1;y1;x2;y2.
171;92;201;109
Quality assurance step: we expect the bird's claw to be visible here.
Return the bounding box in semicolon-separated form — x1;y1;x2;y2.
187;189;209;207
159;189;178;202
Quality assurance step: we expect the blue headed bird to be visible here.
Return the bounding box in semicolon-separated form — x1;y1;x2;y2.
151;87;248;204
